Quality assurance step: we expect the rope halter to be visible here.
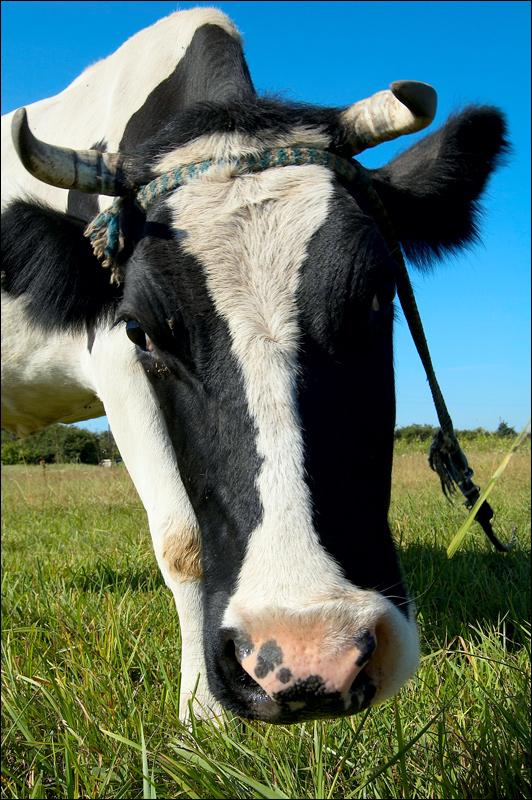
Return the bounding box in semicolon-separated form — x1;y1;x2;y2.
85;148;366;271
84;145;514;552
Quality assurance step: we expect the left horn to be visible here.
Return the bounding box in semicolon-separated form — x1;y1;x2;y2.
341;81;437;155
11;108;127;196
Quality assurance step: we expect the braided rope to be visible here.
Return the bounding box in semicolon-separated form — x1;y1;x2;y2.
85;148;363;282
134;147;362;212
85;148;362;273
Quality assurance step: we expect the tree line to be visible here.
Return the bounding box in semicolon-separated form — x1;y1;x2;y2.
393;420;519;443
0;420;521;466
1;425;121;465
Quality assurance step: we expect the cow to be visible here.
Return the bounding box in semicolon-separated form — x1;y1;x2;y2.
1;8;508;723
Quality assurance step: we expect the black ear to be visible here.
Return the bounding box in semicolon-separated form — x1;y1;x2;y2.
370;106;510;267
1;199;121;331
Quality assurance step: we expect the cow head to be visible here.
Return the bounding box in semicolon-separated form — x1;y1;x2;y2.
11;79;507;722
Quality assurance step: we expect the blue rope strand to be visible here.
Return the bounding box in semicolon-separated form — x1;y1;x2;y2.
87;148;363;264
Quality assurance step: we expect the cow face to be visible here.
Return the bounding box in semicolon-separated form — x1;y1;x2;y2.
116;147;418;722
3;3;509;725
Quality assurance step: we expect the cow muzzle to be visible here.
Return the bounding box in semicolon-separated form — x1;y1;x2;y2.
214;596;419;723
236;626;377;716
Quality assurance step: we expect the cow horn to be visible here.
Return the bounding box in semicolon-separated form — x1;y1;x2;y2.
11;108;128;196
341;81;437;155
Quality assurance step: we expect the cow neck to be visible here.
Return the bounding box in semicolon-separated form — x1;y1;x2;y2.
84;145;514;552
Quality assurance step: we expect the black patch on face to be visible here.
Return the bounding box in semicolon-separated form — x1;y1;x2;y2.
117;206;263;619
296;186;409;613
119;24;255;153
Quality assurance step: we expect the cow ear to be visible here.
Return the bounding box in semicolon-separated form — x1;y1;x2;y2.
369;106;510;268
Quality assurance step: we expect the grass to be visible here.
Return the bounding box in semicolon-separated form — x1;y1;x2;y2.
2;441;530;799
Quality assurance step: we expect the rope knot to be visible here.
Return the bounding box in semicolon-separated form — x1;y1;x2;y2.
84;198;126;283
429;429;472;502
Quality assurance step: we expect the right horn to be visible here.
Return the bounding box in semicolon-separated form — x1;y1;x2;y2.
11;107;128;196
341;80;437;155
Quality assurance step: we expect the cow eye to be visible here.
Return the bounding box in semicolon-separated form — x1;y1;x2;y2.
371;284;396;313
125;319;149;351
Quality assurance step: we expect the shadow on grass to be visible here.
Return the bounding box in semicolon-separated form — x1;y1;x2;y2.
401;539;531;646
67;560;166;593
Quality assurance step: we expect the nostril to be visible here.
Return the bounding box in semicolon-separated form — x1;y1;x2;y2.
223;637;238;661
353;628;377;668
233;631;254;664
219;630;261;687
218;630;273;708
218;631;246;683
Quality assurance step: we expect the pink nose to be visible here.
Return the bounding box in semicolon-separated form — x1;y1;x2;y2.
236;628;377;709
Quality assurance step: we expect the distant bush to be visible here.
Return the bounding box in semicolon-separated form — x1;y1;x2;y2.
394;424;437;443
496;420;517;438
393;422;523;445
1;424;119;465
1;420;526;466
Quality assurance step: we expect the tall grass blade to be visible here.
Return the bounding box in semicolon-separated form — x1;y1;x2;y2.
139;713;154;799
447;417;531;557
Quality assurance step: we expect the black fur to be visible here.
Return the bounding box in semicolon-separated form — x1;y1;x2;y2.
119;24;256;153
120;97;351;189
1;199;121;331
296;187;406;607
371;106;510;266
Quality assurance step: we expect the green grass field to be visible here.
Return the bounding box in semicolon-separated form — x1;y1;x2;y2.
2;440;530;799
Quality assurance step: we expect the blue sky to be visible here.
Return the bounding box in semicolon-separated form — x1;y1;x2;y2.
2;1;530;433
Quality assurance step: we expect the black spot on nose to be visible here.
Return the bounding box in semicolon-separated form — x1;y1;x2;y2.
254;639;283;679
277;667;292;684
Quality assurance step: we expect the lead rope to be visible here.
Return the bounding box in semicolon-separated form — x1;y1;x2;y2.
356;176;515;552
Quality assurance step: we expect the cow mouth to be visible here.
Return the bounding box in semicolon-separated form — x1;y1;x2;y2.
219;639;377;723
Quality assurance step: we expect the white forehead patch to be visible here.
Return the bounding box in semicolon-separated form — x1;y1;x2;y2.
154;127;332;176
166;152;357;610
